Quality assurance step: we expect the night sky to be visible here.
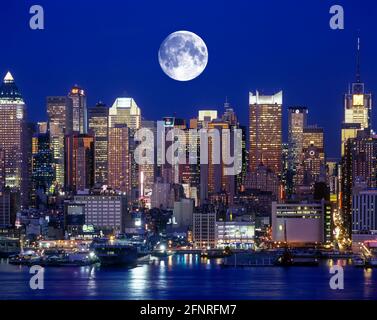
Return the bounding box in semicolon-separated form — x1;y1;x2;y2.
1;0;377;158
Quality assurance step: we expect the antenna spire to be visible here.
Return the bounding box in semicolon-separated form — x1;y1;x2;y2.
356;34;361;83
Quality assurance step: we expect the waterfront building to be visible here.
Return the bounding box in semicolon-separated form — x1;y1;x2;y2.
0;72;29;206
193;210;216;249
69;85;87;134
47;96;73;188
88;101;109;185
73;193;127;233
215;221;255;249
271;200;330;244
249;91;282;174
0;191;11;228
352;189;377;234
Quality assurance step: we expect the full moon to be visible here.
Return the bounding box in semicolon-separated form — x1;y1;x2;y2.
158;31;208;81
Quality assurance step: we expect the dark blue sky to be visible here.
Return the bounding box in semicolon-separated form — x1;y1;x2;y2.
1;0;377;158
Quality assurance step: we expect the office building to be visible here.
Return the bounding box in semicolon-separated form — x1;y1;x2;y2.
69;85;87;134
0;72;28;205
47;96;73;187
108;124;131;196
109;97;141;130
64;133;95;192
88;102;109;185
249;91;282;174
341;38;372;155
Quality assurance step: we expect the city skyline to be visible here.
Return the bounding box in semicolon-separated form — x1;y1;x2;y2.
2;0;377;304
1;0;377;158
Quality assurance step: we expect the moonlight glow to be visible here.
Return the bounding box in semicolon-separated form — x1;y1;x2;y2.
158;31;208;81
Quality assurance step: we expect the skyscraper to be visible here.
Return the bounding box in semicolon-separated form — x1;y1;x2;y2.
342;129;377;236
341;38;372;156
69;85;87;134
139;120;157;197
31;128;55;205
0;72;28;205
88;102;109;186
108;124;131;196
249;91;282;174
109;97;141;130
64;133;95;192
300;126;325;187
109;97;141;200
47;96;73;188
288;107;308;187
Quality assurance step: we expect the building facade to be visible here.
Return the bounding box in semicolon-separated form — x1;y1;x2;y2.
88;102;109;186
249;91;282;174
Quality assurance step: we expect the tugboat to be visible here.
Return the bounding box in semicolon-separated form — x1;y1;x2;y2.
93;238;138;266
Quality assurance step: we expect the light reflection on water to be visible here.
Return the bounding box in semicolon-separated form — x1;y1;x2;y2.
0;256;376;300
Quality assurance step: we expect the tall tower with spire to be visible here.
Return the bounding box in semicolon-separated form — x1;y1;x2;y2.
341;37;372;155
0;71;28;206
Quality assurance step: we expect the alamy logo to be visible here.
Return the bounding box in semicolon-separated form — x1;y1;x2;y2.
329;265;344;290
133;122;243;176
29;265;45;290
29;5;44;30
329;5;344;30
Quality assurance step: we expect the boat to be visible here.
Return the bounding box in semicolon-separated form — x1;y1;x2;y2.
93;239;138;266
9;251;41;266
39;249;97;267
